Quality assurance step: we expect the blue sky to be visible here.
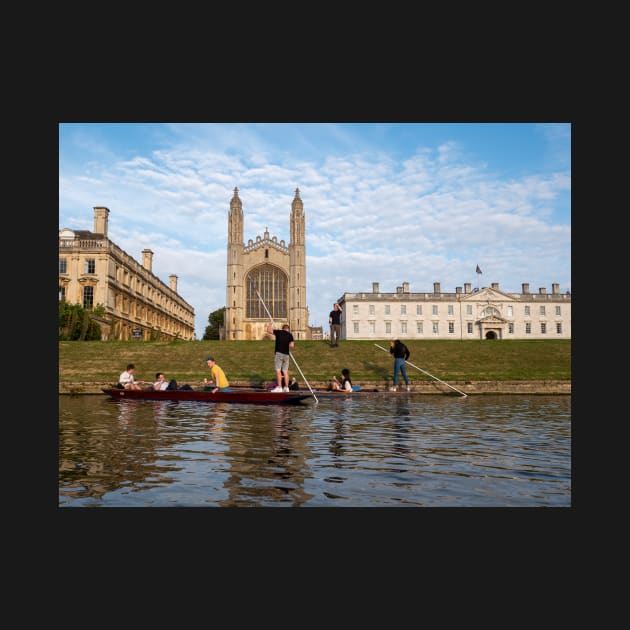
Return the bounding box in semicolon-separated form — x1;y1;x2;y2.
59;122;571;339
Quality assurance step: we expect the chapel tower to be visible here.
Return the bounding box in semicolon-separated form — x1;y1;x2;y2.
224;187;309;340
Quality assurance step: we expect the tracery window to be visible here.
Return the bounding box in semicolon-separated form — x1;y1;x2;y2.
246;265;287;319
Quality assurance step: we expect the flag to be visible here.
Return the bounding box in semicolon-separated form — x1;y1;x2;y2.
476;265;482;274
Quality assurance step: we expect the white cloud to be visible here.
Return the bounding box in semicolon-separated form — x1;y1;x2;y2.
60;124;571;338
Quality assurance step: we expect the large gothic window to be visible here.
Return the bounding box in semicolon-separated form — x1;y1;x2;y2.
246;265;287;319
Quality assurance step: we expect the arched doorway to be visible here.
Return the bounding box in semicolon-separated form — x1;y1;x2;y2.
485;330;497;339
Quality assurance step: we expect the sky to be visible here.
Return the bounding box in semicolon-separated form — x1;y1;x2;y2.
59;122;571;339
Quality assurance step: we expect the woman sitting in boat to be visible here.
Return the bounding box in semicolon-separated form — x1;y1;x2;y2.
203;357;232;393
329;368;353;392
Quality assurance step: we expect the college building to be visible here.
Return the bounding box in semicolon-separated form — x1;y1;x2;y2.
337;281;571;340
59;207;195;340
224;187;313;340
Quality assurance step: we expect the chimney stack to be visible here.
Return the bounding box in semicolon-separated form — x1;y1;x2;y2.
491;282;499;290
402;281;410;293
169;275;178;292
433;282;441;294
464;283;471;293
539;287;547;294
142;249;154;272
552;283;559;294
372;282;380;293
93;206;109;236
522;283;530;294
456;286;462;294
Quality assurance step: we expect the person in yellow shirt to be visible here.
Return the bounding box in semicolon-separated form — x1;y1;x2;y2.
203;357;231;393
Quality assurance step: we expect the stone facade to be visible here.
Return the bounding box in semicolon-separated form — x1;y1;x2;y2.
338;281;571;340
59;207;195;340
224;188;309;340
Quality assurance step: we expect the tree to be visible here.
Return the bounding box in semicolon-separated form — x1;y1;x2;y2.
59;301;103;341
203;307;225;340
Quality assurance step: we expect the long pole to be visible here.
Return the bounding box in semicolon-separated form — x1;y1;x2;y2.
374;343;468;398
250;280;318;403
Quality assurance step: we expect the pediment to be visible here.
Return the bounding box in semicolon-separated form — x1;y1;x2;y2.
478;315;507;324
463;287;514;302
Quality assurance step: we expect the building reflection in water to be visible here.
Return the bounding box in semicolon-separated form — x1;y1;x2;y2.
219;405;314;507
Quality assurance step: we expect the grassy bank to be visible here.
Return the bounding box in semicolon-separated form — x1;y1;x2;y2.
59;339;571;387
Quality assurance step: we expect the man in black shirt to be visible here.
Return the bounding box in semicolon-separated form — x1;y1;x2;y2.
266;322;295;392
329;302;343;347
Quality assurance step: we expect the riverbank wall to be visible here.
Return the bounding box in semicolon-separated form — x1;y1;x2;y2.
59;379;571;395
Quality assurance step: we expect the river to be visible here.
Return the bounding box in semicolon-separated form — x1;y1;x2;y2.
59;394;571;507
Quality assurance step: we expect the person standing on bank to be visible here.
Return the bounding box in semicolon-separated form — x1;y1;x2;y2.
203;357;231;393
266;322;294;392
329;302;343;347
389;339;411;392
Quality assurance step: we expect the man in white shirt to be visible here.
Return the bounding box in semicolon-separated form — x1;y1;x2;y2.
119;363;142;390
153;373;169;391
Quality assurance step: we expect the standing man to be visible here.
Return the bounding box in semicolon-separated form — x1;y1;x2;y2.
266;322;294;392
329;302;343;347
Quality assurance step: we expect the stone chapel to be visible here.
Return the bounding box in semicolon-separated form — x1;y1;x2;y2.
224;187;309;340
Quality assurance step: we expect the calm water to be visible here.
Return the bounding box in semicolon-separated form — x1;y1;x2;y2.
58;394;571;507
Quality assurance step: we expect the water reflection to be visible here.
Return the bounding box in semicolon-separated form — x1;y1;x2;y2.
59;394;571;507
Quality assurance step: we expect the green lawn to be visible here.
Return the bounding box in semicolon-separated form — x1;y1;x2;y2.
59;338;571;386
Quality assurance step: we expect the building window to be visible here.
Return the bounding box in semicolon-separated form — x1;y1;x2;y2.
432;305;438;316
555;306;561;316
369;321;375;334
353;321;359;334
83;285;94;309
353;304;359;315
401;321;407;334
466;305;472;315
448;305;454;316
525;322;531;334
369;304;375;316
508;323;514;334
540;306;546;316
524;306;531;316
59;258;67;274
245;265;287;319
416;321;423;334
385;304;391;315
448;322;454;333
59;285;65;301
416;304;422;315
385;321;391;334
556;322;562;334
507;306;513;316
432;322;439;334
401;304;406;315
265;249;269;259
541;322;547;334
467;323;473;334
84;258;96;274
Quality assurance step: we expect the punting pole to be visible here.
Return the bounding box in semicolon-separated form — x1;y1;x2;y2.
374;343;468;398
250;280;319;403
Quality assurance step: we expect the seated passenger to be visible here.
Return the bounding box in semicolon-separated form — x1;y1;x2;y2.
119;364;143;390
